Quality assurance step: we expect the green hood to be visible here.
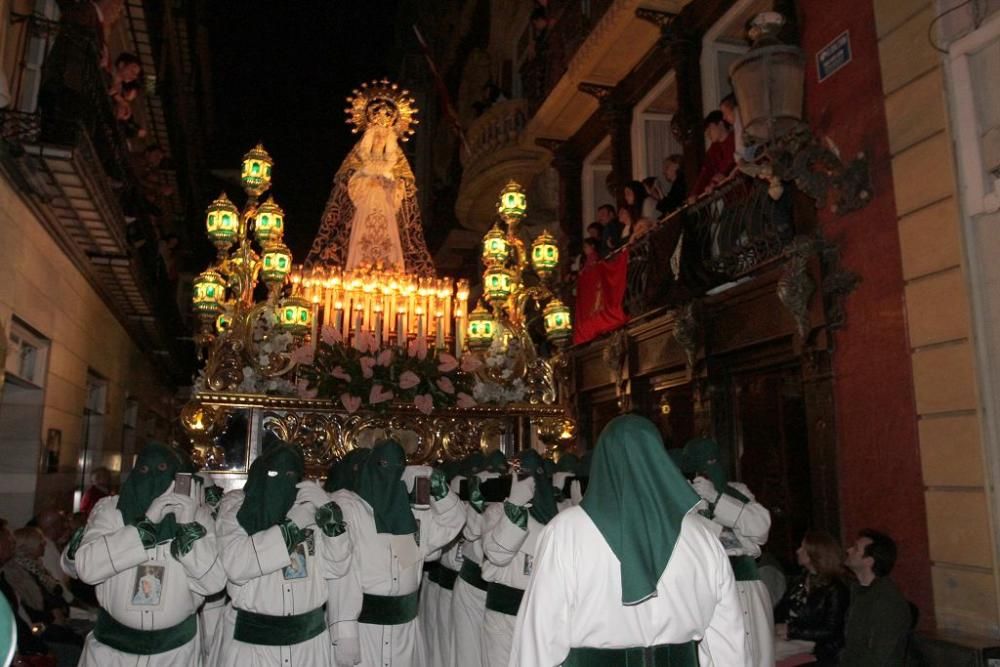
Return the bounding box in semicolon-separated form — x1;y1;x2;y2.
556;453;579;473
512;449;557;525
441;460;461;482
324;448;371;493
237;443;304;535
680;437;727;490
118;442;182;541
461;452;486;477
581;415;699;605
356;440;417;535
484;449;508;474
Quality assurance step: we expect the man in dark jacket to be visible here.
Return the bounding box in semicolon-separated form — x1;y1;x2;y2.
840;529;912;666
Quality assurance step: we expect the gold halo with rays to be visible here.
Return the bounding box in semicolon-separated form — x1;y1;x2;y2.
344;78;419;141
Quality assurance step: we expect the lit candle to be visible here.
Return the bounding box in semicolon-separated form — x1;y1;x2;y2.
455;312;464;357
396;309;407;346
334;300;344;333
415;305;425;340
354;303;363;344
373;304;383;350
435;311;444;350
310;295;320;353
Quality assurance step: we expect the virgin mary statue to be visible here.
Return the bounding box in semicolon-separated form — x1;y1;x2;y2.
306;80;436;276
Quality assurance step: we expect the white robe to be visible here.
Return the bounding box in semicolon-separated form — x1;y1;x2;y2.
710;482;774;667
434;533;463;664
74;495;227;667
509;509;748;667
329;488;465;667
480;502;550;667
214;489;353;667
448;500;490;667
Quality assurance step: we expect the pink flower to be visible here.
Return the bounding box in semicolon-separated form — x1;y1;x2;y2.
457;392;476;408
437;353;459;373
414;393;434;415
360;356;376;379
340;393;362;414
377;348;393;366
296;379;318;399
332;366;352;382
399;370;421;390
321;326;342;346
460;352;483;373
436;376;455;394
289;345;314;366
354;330;377;354
369;384;394;404
407;336;428;360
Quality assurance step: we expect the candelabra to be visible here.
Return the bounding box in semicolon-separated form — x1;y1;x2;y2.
191;144;312;392
467;181;572;401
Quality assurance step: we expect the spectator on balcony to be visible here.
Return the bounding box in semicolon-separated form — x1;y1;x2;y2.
605;206;634;251
689;110;736;200
720;93;749;164
108;52;143;100
658;154;687;215
630;218;654;244
623;180;657;221
774;531;849;666
580;238;602;268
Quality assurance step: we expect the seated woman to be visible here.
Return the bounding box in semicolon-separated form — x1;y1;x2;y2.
775;531;850;666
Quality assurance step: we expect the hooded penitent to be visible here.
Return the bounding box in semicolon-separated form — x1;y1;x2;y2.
511;449;558;525
462;451;486;477
355;439;417;535
580;415;700;605
483;449;507;474
680;437;749;502
324;447;372;493
117;441;184;541
237;443;305;535
556;453;579;473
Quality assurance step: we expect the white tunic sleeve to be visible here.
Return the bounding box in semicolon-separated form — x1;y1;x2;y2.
482;503;528;566
419;489;465;557
75;496;148;586
509;521;572;666
463;502;485;541
327;492;365;642
699;529;749;666
713;483;771;547
176;505;228;596
216;492;292;585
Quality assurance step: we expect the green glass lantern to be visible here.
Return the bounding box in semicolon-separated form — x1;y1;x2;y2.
482;224;510;266
531;229;559;279
241;143;273;197
260;242;293;285
278;295;311;336
192;269;226;316
483;265;514;304
467;302;495;351
497;180;527;221
205;193;240;250
254;196;285;245
543;298;572;344
215;312;233;333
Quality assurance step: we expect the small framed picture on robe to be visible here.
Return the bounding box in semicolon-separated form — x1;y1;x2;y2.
523;554;533;576
129;562;166;610
283;543;308;580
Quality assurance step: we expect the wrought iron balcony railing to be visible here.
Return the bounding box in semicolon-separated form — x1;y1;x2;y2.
625;176;797;316
461;98;529;169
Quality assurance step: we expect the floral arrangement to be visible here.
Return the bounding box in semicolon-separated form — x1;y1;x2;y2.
471;335;528;405
295;326;480;414
192;313;297;396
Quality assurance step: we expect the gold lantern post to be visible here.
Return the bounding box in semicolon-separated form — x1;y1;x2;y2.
192;144;313;392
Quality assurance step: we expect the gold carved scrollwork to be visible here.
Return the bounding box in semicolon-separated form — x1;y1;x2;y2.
261;411;347;472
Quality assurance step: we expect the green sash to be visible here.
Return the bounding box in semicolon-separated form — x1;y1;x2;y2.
729;555;760;582
564;641;698;666
423;560;441;584
358;591;419;625
460;560;488;592
234;605;326;646
485;581;524;616
438;565;459;591
93;609;196;655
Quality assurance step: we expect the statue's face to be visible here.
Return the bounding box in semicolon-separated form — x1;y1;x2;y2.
366;100;399;129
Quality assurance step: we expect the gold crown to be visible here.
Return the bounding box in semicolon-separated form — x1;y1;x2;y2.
344;79;419;141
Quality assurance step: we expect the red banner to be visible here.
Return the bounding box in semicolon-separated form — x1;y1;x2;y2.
573;248;629;345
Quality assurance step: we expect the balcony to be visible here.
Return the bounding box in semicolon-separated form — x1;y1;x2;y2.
0;15;191;383
455;98;542;231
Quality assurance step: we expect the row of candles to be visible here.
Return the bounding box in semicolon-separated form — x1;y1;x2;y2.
291;266;471;356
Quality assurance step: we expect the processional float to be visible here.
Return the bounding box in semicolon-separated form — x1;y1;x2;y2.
181;80;574;479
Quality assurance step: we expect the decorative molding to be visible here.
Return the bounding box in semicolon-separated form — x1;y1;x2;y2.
577;82;615;102
672;301;701;369
634;8;678;30
818;239;861;331
776;236;817;340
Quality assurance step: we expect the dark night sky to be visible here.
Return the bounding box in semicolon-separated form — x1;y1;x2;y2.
205;0;404;259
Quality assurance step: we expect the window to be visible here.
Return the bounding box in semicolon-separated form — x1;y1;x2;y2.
5;317;50;387
77;372;108;506
946;11;1000;214
631;73;682;194
581;136;613;231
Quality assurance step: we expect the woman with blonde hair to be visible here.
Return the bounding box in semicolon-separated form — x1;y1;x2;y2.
774;531;850;666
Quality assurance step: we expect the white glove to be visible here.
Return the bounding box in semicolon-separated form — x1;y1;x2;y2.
145;484;178;523
507;476;535;506
170;494;198;523
691;476;720;503
334;637;362;666
449;475;466;495
569;480;583;505
401;465;433;493
552;472;573;490
295;480;331;509
286;502;316;530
